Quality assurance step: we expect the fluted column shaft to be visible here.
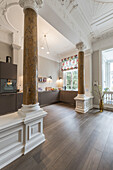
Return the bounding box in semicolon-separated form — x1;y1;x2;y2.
23;8;38;105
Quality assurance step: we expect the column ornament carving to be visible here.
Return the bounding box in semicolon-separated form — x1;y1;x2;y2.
76;42;85;52
19;0;43;13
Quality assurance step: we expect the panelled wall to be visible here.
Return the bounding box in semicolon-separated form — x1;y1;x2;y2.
92;50;100;106
92;35;113;107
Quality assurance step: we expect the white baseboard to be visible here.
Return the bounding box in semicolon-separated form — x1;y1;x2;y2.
93;104;113;112
93;105;99;109
24;134;45;154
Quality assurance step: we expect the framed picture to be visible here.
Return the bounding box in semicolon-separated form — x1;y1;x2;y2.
43;77;47;82
38;77;43;82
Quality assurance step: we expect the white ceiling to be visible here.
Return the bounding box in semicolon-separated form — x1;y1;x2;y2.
6;3;76;62
38;16;75;61
38;0;113;48
0;0;113;61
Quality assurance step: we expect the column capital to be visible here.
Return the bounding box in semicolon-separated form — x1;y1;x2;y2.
19;0;43;14
76;42;85;52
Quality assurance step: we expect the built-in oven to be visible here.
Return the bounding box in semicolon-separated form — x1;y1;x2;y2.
0;79;17;93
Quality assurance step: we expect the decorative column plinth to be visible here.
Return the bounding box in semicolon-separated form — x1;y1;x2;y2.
75;42;93;113
18;104;47;155
22;108;47;154
75;94;93;113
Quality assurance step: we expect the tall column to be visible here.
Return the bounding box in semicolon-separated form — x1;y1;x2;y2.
77;43;85;95
18;0;47;154
19;0;43;115
23;8;38;105
0;2;47;168
74;42;93;113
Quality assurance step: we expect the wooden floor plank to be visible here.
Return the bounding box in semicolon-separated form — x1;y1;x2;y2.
97;118;113;170
81;148;102;170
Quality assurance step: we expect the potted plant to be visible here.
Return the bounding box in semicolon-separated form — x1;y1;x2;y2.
94;85;109;112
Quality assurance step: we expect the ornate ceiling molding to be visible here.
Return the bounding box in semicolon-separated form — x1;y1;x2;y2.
58;0;78;13
19;0;43;13
92;29;113;42
0;1;19;33
94;0;113;3
45;0;91;49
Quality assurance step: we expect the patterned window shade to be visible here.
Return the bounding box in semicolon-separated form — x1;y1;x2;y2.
61;55;78;71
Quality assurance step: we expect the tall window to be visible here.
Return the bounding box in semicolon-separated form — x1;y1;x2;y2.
102;48;113;91
65;69;78;90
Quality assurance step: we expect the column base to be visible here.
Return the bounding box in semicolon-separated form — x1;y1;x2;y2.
18;103;41;117
74;94;93;113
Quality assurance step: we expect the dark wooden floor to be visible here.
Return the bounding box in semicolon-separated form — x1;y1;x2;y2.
3;103;113;170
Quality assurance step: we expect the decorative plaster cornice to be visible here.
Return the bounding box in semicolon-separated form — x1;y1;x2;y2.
92;29;113;43
76;42;85;52
84;49;93;56
12;43;21;50
19;0;43;14
94;0;113;3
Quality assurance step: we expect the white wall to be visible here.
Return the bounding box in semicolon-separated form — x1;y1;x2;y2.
38;56;59;90
0;42;13;62
0;30;12;45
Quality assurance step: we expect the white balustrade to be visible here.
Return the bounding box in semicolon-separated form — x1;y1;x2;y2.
104;91;113;107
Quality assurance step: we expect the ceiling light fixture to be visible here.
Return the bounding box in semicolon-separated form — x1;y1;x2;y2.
41;46;44;50
44;34;50;55
47;51;50;55
41;34;50;55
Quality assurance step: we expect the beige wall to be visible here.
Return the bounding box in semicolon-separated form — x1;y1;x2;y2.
38;56;59;90
0;42;13;62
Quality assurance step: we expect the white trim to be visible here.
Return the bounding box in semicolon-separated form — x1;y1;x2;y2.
99;50;102;86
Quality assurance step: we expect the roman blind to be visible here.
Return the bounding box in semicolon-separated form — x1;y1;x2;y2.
61;55;78;71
